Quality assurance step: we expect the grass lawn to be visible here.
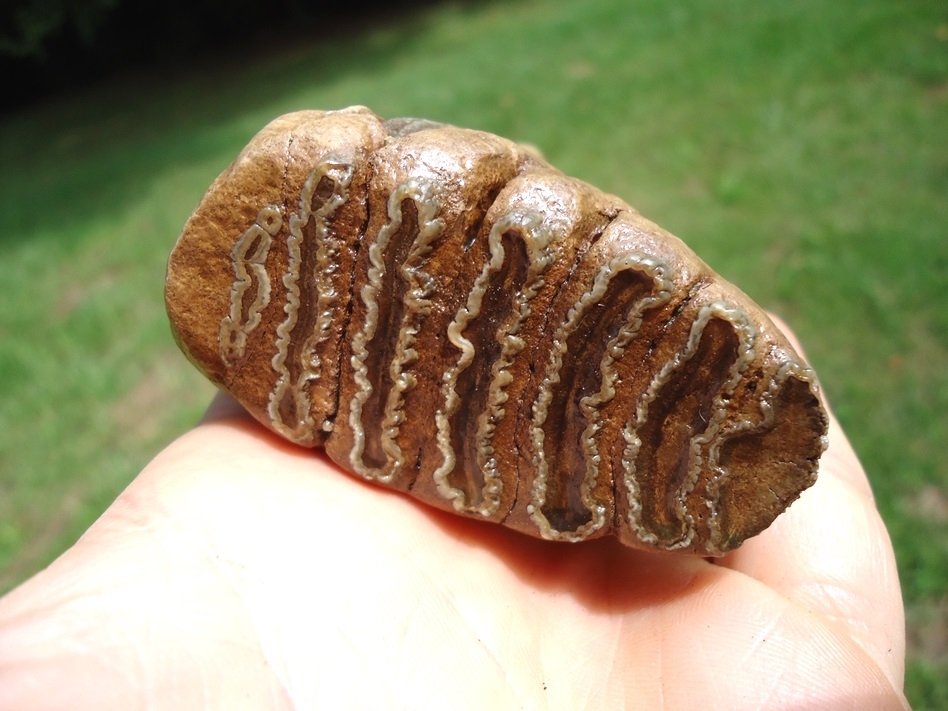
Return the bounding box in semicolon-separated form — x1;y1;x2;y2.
1;0;946;706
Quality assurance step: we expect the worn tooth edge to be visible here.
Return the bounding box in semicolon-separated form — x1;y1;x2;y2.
528;253;673;541
349;178;441;482
267;158;354;443
473;213;557;516
621;300;757;550
436;210;556;516
704;360;826;553
528;257;618;540
378;181;445;480
434;210;536;511
306;161;356;435
219;205;283;365
681;304;757;545
578;256;674;536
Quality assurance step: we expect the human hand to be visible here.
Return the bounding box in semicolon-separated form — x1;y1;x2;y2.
0;321;908;710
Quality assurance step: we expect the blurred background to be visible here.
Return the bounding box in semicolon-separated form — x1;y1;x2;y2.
1;0;945;706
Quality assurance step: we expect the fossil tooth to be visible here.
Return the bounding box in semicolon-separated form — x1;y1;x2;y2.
165;106;828;555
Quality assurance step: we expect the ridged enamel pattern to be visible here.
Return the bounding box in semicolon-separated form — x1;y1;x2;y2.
166;106;829;556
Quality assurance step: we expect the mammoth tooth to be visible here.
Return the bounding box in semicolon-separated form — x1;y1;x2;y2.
165;105;828;556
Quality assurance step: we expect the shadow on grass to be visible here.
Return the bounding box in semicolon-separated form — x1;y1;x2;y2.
0;0;492;252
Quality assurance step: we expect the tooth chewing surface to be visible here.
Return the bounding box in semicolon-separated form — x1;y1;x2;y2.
165;106;829;556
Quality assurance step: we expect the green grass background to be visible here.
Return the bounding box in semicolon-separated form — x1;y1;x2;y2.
1;0;945;706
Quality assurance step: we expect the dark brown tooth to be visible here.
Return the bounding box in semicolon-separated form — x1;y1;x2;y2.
166;106;828;556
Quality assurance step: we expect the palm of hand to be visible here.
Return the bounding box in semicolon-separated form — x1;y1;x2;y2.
0;393;907;710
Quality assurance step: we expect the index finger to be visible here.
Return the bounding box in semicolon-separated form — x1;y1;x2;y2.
718;316;905;697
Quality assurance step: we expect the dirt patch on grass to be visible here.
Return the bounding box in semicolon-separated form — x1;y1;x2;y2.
903;485;948;524
907;596;948;665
